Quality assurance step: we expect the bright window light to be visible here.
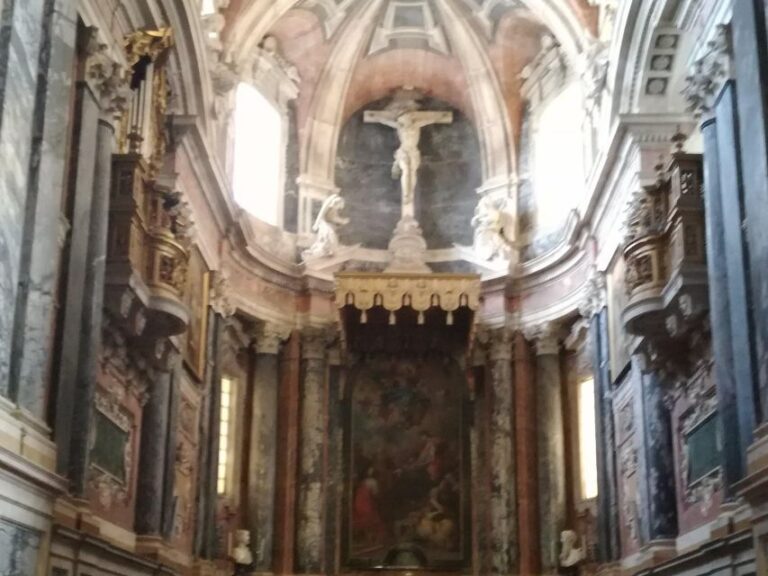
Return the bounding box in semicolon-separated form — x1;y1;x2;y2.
233;83;283;226
578;378;599;500
217;376;234;495
201;0;217;15
533;81;585;233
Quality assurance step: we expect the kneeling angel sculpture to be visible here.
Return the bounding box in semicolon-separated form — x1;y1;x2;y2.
302;193;350;260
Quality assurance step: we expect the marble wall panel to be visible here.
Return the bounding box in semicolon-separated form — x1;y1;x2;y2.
0;519;42;576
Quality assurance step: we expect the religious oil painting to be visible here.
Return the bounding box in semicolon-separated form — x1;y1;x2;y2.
346;354;468;569
184;247;210;379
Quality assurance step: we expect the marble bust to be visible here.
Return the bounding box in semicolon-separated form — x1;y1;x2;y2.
232;529;254;566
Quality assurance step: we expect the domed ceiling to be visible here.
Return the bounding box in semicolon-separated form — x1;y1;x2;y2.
218;0;597;277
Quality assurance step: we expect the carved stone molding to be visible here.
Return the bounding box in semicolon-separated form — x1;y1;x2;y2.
578;266;607;319
210;270;236;318
82;26;131;121
487;327;514;362
684;25;732;119
301;327;333;361
254;323;292;355
524;322;561;356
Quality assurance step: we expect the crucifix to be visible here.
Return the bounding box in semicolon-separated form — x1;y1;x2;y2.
364;106;453;220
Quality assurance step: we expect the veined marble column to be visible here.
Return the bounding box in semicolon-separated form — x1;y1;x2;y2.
135;343;178;537
529;324;565;573
59;35;130;489
701;111;754;493
733;0;768;416
634;359;678;543
486;328;516;575
515;331;540;575
580;270;621;561
248;323;290;571
10;0;77;417
295;328;329;573
0;0;51;394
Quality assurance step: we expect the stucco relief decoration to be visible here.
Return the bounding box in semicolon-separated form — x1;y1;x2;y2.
302;193;351;261
88;390;134;510
678;361;722;514
581;39;609;113
683;25;732;119
245;35;300;109
83;27;131;120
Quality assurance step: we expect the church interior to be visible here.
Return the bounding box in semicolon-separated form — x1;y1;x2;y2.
3;0;768;575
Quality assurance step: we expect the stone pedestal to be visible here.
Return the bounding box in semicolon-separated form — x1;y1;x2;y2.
531;326;566;573
487;328;516;575
386;216;431;273
295;328;329;573
248;324;289;571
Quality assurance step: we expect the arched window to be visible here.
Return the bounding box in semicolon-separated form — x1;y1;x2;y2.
577;377;599;500
233;82;284;227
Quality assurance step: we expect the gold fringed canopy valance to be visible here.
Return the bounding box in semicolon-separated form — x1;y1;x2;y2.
335;272;481;316
335;273;480;353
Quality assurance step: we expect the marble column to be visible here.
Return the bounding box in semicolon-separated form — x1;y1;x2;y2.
733;0;768;417
529;325;566;573
195;310;223;558
9;0;77;418
0;0;50;395
275;333;301;575
590;309;620;561
295;327;329;573
248;324;290;571
55;32;129;484
515;331;540;575
486;328;516;575
135;345;178;537
701;109;754;493
634;360;678;543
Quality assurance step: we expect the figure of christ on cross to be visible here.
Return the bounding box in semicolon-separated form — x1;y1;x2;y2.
364;108;454;220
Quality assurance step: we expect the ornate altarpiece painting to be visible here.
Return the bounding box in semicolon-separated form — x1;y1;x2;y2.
336;273;478;571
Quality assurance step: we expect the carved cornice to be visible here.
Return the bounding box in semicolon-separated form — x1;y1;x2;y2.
254;323;292;355
684;25;732;119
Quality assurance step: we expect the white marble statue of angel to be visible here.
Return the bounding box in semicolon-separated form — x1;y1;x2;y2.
471;194;513;262
302;193;350;260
